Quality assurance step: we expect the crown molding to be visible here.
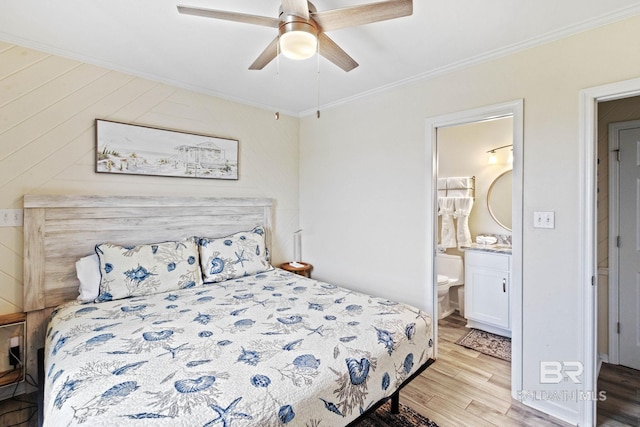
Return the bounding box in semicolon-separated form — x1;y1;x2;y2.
300;4;640;117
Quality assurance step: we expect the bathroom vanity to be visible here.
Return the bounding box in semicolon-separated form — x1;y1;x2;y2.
464;245;512;337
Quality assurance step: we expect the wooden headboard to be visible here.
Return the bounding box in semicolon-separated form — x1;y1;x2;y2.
22;195;273;389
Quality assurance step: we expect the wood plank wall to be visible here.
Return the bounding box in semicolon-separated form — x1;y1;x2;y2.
0;41;302;316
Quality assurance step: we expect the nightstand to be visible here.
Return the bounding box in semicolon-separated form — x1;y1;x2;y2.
0;312;26;388
279;262;313;278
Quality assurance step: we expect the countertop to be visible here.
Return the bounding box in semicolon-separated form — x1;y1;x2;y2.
462;243;512;254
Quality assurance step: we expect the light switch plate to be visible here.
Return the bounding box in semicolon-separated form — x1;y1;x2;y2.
533;211;555;229
0;209;23;227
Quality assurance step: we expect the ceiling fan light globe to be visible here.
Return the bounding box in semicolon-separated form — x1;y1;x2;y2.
280;30;317;60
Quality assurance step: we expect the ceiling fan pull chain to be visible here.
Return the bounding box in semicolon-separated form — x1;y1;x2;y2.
275;38;281;120
316;38;320;119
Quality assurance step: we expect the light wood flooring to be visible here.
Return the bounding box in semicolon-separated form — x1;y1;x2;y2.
402;313;640;427
0;314;637;426
401;313;574;426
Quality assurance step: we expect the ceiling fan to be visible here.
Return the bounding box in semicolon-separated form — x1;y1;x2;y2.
177;0;413;72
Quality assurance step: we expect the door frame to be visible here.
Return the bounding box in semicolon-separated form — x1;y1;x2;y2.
608;119;640;365
579;77;640;426
425;99;524;396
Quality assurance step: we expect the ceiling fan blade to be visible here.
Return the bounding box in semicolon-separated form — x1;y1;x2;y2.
313;0;412;32
281;0;309;19
249;37;279;70
177;5;280;28
318;33;358;72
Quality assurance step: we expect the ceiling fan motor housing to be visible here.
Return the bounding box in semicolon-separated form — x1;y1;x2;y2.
279;17;319;60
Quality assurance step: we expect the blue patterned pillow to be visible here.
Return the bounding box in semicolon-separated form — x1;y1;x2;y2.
199;226;272;284
95;237;203;302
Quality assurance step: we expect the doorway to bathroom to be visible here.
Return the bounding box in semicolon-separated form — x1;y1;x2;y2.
436;117;513;328
425;100;524;398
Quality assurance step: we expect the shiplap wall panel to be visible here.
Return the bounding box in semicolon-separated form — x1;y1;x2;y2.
0;41;13;54
0;56;81;110
0;43;300;315
0;240;19;280
0;45;49;81
0;226;23;314
0;56;81;104
105;83;177;123
0;66;123;141
1;73;135;198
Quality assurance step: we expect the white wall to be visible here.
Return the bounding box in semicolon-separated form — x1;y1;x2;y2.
300;16;640;424
0;41;300;315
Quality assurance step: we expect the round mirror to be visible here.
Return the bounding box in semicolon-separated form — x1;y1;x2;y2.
487;170;512;231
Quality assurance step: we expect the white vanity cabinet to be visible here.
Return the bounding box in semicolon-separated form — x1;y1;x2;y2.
464;249;511;337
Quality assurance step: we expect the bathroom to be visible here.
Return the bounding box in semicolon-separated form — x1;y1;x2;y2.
435;116;513;336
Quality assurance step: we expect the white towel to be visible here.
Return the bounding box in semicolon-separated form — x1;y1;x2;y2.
446;188;473;197
447;177;473;190
437;178;448;190
438;197;457;248
454;197;474;247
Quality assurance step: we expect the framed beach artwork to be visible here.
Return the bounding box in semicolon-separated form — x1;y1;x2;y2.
95;119;239;180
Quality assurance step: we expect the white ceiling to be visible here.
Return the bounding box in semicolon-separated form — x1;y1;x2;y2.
1;0;640;115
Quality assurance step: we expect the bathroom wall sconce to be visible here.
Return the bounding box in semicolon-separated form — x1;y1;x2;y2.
486;144;513;165
487;150;498;165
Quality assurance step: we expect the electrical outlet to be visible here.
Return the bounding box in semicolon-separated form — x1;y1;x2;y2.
8;346;19;367
0;209;23;227
8;336;20;367
533;211;555;229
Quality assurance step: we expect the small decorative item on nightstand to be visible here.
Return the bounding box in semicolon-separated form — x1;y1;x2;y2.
0;312;26;388
292;229;303;263
279;262;313;278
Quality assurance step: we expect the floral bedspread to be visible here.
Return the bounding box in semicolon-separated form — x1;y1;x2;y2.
44;269;433;426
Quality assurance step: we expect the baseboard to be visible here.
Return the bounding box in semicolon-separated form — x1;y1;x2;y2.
522;399;579;426
598;353;608;376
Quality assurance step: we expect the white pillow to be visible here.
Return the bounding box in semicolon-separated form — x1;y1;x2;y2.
76;254;101;302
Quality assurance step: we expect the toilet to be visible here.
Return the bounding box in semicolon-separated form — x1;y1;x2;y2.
436;253;464;319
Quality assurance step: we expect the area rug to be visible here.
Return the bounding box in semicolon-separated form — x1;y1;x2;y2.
455;328;511;362
356;401;439;427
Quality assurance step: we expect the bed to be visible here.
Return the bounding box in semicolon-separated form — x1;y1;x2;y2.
22;195;434;426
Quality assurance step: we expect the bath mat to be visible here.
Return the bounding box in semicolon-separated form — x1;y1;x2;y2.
455;328;511;362
356;400;440;427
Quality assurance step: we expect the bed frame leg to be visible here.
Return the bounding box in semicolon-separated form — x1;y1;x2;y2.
37;347;44;427
390;391;400;414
